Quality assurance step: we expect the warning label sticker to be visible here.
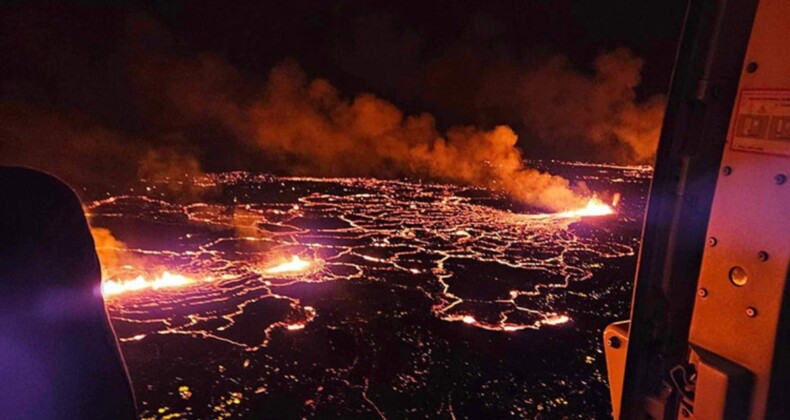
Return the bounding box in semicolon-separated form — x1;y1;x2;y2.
731;89;790;156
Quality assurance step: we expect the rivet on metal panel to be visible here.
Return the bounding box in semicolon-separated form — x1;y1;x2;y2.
607;336;621;349
775;174;787;185
708;237;718;247
758;251;769;262
722;166;732;176
746;307;758;317
698;288;708;298
746;62;758;73
729;266;748;287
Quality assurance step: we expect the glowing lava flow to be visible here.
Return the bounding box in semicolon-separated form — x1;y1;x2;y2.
102;271;194;297
86;170;648;419
263;255;311;274
92;174;635;337
540;314;571;326
553;197;615;218
101;254;316;297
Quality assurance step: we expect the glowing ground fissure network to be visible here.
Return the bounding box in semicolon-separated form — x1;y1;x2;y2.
92;173;634;350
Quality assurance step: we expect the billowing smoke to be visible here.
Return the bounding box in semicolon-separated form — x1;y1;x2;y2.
0;104;136;189
0;103;206;196
518;48;665;163
128;50;589;210
478;48;666;163
332;14;666;163
0;13;669;212
258;64;590;209
90;227;136;279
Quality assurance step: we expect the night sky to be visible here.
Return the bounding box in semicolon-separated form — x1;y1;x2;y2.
0;0;688;185
147;0;686;119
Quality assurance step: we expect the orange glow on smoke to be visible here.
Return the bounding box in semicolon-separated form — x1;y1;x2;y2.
263;255;312;274
102;271;194;297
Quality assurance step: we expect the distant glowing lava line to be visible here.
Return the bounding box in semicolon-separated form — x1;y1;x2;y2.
102;272;194;297
550;197;615;219
263;255;312;274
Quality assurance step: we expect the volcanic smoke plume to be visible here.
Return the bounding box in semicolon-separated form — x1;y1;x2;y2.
335;15;666;163
515;49;665;163
0;14;665;211
476;48;666;163
133;52;589;211
0;104;206;195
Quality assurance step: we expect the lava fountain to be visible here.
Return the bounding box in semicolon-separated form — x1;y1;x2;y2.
263;255;312;275
101;271;195;297
557;197;616;218
528;196;616;219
